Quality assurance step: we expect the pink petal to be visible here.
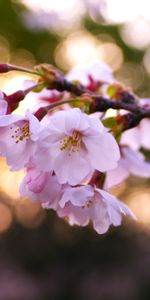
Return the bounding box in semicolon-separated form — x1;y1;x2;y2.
0;100;8;115
121;127;140;150
66;61;114;85
83;131;120;172
54;150;92;185
0;114;25;127
57;204;90;226
123;147;150;178
104;159;129;189
91;201;110;234
59;185;94;208
98;189;136;221
26;110;41;141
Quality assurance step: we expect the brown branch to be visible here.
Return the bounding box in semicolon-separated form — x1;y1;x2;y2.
120;112;150;131
50;78;150;119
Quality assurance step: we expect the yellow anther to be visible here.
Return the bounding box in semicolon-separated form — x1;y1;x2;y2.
60;130;81;156
10;123;30;144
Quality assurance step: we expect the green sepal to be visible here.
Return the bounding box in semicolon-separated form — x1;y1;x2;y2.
103;117;117;128
107;85;116;98
103;117;122;143
33;82;46;93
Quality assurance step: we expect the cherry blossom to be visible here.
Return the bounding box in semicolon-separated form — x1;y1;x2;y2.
38;108;120;185
0;110;42;170
66;60;115;87
1;61;149;234
0;90;8;116
104;146;150;189
121;119;150;151
20;163;62;210
57;185;135;234
121;99;150;150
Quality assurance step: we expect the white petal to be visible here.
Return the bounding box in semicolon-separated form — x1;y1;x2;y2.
58;204;90;226
40;175;62;210
104;159;129;189
91;202;110;234
33;144;53;172
0;125;32;170
66;60;114;85
123;147;150;178
87;116;104;134
98;189;136;221
54;150;92;185
0;114;25;127
7;142;31;171
83;131;120;172
59;185;94;208
64;108;82;134
0;100;7;115
49;108;81;135
26;110;41;141
121;127;140;150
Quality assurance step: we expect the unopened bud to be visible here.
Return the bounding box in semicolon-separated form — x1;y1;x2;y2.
0;64;11;73
34;106;48;121
6;90;26;105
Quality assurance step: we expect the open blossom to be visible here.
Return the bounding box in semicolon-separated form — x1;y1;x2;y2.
104;146;150;189
0;90;8;116
19;164;136;234
38;108;120;185
0;110;42;170
66;60;115;86
20;165;135;234
121;119;150;150
121;99;150;150
20;163;62;210
57;185;135;234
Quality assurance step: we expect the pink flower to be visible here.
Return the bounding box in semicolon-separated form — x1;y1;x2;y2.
66;60;115;86
0;110;41;170
0;90;8;116
40;108;120;185
121;99;150;150
20;163;62;210
104;146;150;189
121;120;150;150
57;185;135;234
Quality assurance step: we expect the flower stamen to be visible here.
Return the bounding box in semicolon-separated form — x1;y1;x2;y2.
10;123;30;144
60;130;81;156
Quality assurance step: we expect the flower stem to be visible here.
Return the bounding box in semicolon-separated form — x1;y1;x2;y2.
0;64;39;75
34;99;80;120
6;82;44;113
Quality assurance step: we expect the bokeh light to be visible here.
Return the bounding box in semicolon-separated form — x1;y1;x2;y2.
127;188;150;226
15;198;45;228
115;63;146;90
0;35;10;63
120;19;150;50
54;30;100;70
20;0;85;32
98;0;150;23
0;203;13;233
0;159;24;201
55;30;123;71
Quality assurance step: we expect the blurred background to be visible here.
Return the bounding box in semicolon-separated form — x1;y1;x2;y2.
0;0;150;299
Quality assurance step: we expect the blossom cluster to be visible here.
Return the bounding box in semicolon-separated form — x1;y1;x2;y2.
0;61;149;234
